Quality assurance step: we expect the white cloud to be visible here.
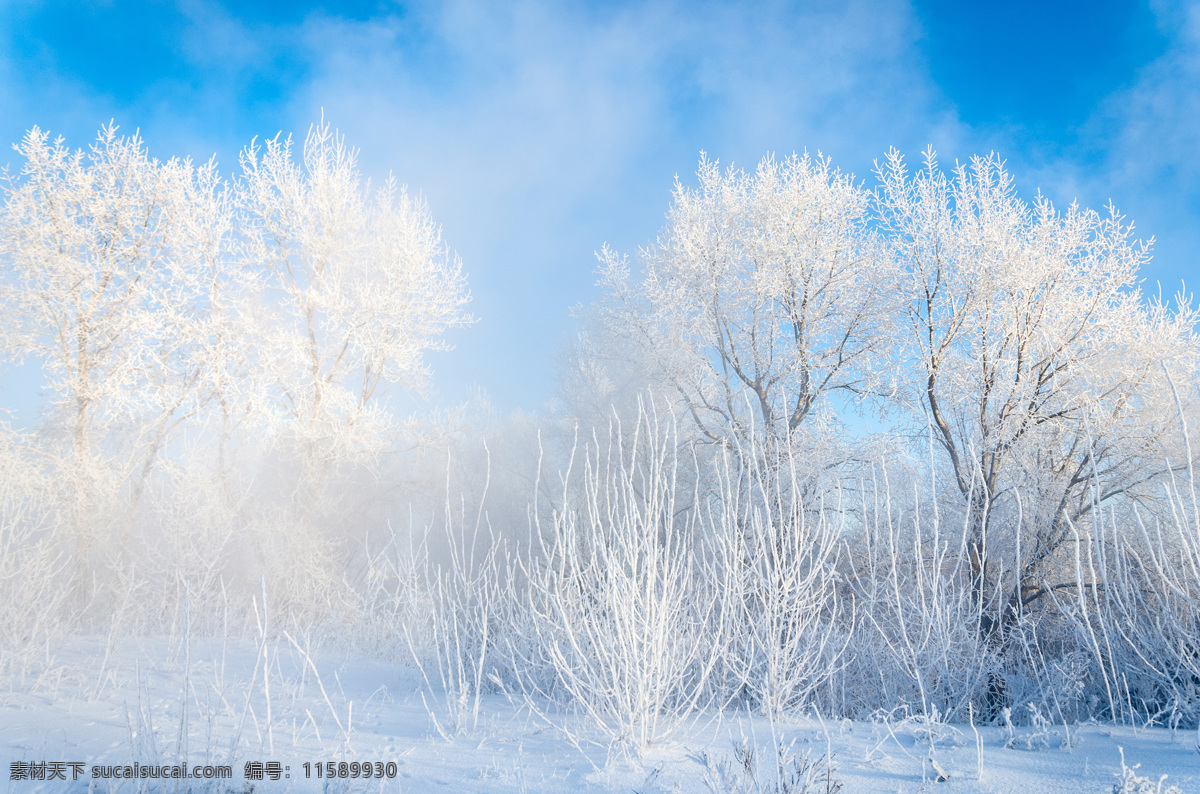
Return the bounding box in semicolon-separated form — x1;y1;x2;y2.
1053;1;1200;295
285;0;959;409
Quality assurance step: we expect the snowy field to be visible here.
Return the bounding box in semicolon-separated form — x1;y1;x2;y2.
3;636;1197;793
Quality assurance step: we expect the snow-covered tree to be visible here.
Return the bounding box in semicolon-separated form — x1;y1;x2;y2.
592;153;890;453
874;148;1198;613
235;119;473;500
0;125;231;579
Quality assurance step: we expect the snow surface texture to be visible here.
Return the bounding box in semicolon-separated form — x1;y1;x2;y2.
3;637;1196;793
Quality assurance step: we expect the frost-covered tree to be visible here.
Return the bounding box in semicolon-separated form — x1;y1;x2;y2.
0;125;231;578
0;119;474;618
235;120;473;499
593;153;889;453
874;148;1198;613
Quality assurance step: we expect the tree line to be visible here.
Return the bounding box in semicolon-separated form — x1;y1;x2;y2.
2;123;1199;731
574;148;1198;628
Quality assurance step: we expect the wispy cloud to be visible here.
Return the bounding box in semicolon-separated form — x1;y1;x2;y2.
1053;1;1200;296
284;0;954;408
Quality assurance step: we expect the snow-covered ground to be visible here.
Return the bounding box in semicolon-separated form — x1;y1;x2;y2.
3;637;1196;793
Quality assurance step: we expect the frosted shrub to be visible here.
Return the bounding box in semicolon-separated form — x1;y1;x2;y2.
1003;703;1058;750
1059;376;1200;728
840;462;998;722
1002;610;1094;725
349;522;430;660
702;736;843;794
515;403;722;754
705;436;846;717
1068;502;1200;727
410;483;508;739
1112;747;1184;794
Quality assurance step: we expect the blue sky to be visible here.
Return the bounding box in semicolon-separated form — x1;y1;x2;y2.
1;0;1197;418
